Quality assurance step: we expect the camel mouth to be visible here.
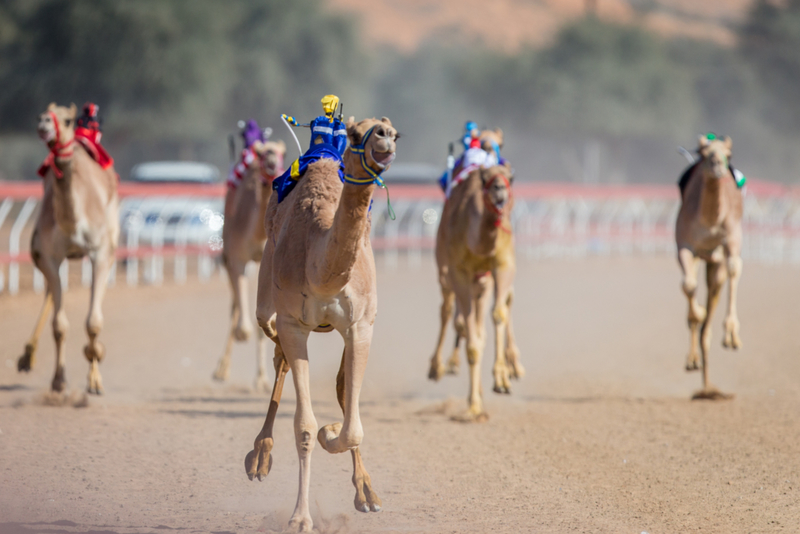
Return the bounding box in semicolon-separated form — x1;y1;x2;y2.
38;128;56;143
370;149;396;169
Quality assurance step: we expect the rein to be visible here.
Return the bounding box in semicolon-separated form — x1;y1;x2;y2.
482;172;512;234
39;111;75;179
344;125;396;220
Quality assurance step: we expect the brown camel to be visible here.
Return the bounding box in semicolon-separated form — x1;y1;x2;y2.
244;116;397;531
428;130;523;413
675;134;743;400
212;139;286;391
17;103;119;394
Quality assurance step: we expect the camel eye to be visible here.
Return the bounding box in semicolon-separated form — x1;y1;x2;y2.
64;119;72;127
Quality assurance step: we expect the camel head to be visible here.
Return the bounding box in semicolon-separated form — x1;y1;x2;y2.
481;164;513;215
480;128;504;154
38;102;77;150
698;134;732;179
345;116;398;175
252;139;286;177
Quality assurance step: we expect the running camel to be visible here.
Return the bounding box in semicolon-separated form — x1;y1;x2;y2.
245;116;397;531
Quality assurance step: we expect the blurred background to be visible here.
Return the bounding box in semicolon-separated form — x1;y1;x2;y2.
1;0;799;184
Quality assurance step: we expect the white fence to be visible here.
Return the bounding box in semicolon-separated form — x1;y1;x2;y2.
1;180;799;295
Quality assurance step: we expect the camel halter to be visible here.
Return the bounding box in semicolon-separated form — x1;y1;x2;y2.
40;111;75;179
483;171;512;234
344;125;396;220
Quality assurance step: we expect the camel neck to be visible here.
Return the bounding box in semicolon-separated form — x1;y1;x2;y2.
51;154;79;233
470;200;505;257
314;151;377;294
699;171;726;226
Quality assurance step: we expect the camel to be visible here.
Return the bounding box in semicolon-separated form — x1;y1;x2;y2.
244;116;397;531
17;103;119;394
428;130;523;414
212;139;286;391
675;134;743;400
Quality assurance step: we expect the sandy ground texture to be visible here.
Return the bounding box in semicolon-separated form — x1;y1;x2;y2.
1;256;799;534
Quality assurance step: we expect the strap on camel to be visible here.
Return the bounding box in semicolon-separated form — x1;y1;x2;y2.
37;111;75;179
344;126;396;220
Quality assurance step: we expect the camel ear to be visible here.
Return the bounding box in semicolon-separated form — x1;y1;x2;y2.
698;135;710;149
69;103;77;118
276;139;286;153
723;135;733;151
346;116;361;146
47;102;57;111
251;140;266;154
380;117;392;127
494;128;504;146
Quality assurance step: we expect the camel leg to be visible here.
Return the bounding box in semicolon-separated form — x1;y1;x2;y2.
213;258;249;381
678;248;705;371
275;317;316;533
491;267;514;395
35;252;68;393
318;320;371;454
254;328;271;392
428;287;454;381
84;251;113;395
245;342;289;481
451;273;487;421
18;291;53;372
333;351;382;513
505;289;525;380
446;323;462;376
213;304;238;382
694;260;730;399
722;253;743;350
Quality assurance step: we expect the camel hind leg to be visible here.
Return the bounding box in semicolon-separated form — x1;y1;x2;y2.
213;257;249;381
722;253;743;350
18;291;53;373
334;350;382;513
84;250;114;395
505;289;524;379
428;286;455;381
253;328;271;392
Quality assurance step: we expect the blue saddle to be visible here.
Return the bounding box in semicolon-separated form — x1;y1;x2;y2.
273;143;345;203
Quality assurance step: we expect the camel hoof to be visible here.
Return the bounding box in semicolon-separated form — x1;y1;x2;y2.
212;367;229;382
288;515;313;533
51;375;67;393
245;439;274;481
17;344;36;372
508;359;525;380
253;375;271;393
445;362;459;376
371;504;382;512
685;355;701;371
692;387;734;401
451;410;489;423
87;384;103;396
357;503;369;513
428;362;445;382
492;384;511;394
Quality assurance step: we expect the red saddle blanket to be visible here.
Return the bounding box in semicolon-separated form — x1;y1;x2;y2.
38;129;114;178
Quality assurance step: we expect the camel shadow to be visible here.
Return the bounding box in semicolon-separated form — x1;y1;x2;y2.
0;520;219;534
159;408;291;419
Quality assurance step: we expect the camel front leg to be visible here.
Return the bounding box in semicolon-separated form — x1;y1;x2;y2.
333;351;382;513
678;247;705;371
18;291;53;372
34;251;68;392
428;287;455;381
694;260;729;399
84;251;114;395
451;274;487;421
505;289;525;380
318;321;371;454
279;317;316;533
245;342;289;481
722;254;743;349
491;267;514;394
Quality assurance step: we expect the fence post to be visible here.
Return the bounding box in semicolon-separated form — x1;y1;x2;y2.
9;197;38;295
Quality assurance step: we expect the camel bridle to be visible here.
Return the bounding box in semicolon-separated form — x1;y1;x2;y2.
483;171;513;234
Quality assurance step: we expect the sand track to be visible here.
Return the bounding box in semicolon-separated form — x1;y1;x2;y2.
1;257;798;533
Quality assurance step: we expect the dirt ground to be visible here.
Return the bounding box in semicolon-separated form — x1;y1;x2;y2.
1;255;799;534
